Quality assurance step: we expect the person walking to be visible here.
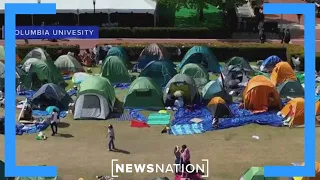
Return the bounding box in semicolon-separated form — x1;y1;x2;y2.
174;146;181;174
50;109;59;136
180;144;191;177
107;125;115;151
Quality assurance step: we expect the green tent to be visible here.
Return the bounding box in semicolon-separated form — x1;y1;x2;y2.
0;62;26;90
180;63;209;87
277;80;304;97
239;167;279;180
0;46;4;61
139;60;177;87
78;76;115;104
74;76;116;119
100;56;131;84
123;77;164;109
22;60;64;90
163;74;198;104
179;46;220;73
54;54;84;74
106;46;129;65
225;56;253;72
201;80;232;103
22;47;52;62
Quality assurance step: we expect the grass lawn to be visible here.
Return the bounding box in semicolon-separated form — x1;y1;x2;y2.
175;5;223;28
0;65;319;180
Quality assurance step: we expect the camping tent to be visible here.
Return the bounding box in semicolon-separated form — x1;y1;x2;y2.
201;80;232;103
139;60;177;87
22;58;41;72
31;83;72;110
22;60;64;90
0;45;21;64
138;43;170;61
100;56;131;84
277;80;304;98
54;54;84;74
106;46;129;65
0;62;25;90
22;47;52;62
225;56;253;72
221;65;250;91
179;46;220;73
123;77;164;109
163;74;198;104
316;101;320;116
74;76;116;120
260;55;281;72
207;97;232;118
72;72;90;84
180;63;209;87
270;62;296;86
243;75;281;113
239;167;279;180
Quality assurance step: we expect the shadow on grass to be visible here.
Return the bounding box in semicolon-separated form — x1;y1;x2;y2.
56;133;74;138
175;12;223;28
57;122;70;128
112;148;130;154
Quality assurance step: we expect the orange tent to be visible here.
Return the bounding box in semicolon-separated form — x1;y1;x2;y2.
281;98;304;127
316;101;320;115
207;97;225;106
243;75;281;113
270;62;296;85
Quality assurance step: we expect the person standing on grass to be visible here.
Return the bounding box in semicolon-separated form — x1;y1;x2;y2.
50;109;59;136
107;125;115;151
180;144;191;177
174;146;181;174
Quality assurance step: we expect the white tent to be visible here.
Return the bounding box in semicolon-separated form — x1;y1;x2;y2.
0;0;156;14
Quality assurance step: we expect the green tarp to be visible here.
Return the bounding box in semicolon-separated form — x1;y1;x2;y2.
179;46;220;73
78;75;116;105
240;167;279;180
100;56;131;84
123;77;164;109
180;63;209;87
54;55;84;73
139;60;177;87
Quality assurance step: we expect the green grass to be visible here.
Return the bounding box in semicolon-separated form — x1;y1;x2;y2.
174;5;223;28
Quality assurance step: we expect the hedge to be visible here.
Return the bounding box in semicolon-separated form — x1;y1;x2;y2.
99;27;233;39
11;42;320;70
16;44;80;61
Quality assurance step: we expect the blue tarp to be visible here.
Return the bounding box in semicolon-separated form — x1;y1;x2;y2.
63;75;72;80
32;110;67;118
114;83;131;90
169;103;284;135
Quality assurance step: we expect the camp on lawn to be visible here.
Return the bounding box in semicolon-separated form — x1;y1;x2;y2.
1;43;318;180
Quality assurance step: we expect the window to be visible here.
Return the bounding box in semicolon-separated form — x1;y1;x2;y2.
135;89;151;97
83;95;100;108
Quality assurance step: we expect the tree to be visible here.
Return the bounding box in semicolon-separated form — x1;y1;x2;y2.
157;0;247;21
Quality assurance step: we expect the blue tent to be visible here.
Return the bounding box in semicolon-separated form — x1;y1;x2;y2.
31;83;72;110
179;46;221;73
260;55;281;72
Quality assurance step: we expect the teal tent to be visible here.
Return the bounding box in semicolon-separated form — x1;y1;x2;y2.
179;46;220;73
277;80;304;98
106;46;129;65
139;60;177;87
201;80;232;103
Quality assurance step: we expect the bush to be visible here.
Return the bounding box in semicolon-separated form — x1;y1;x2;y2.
100;27;232;39
16;44;80;61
